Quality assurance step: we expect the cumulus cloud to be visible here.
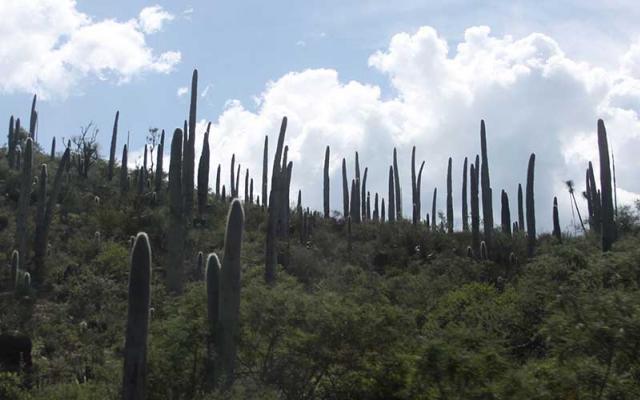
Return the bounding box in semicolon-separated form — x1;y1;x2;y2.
138;5;174;34
0;0;180;98
177;86;189;97
170;25;640;231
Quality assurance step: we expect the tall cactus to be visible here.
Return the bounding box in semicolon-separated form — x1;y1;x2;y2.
411;146;425;225
352;153;361;223
381;198;386;223
197;123;211;218
7;116;15;168
155;130;165;192
262;136;268;208
597;120;615;251
120;145;129;194
517;183;525;233
16;138;33;270
373;193;379;222
50;137;56;160
10;250;19;289
215;199;244;387
205;253;221;386
168;129;185;293
108;111;119;181
34;148;71;284
388;166;395;222
235;164;241;201
216;164;221;199
350;179;357;223
480;120;494;244
470;161;480;254
230;154;236;198
244;169;249;203
587;162;601;233
462;157;468;231
342;158;349;218
431;188;437;231
183;69;198;220
265;117;287;284
361;168;368;221
323;146;330;218
501;190;511;236
250;178;254;204
446;157;453;233
29;94;37;141
122;232;152;400
552;196;561;242
393;148;402;219
526;153;536;258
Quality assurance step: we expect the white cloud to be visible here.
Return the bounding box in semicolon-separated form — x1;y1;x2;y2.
138;5;174;34
0;0;181;98
177;86;188;97
296;40;306;47
165;25;640;231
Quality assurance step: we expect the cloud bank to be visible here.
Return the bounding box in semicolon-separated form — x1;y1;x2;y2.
188;26;640;231
0;0;180;98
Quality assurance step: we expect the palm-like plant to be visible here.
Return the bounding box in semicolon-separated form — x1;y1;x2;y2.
565;180;586;233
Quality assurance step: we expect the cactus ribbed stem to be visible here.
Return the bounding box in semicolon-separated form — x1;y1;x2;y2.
480;120;493;244
16;138;33;270
393;148;402;219
265;117;287;284
597;120;615;251
197;124;211;218
462;157;468;231
216;164;221;199
446;157;453;233
526;153;536;258
262;136;268;207
168;129;185;293
120;145;129;194
361;167;368;221
122;232;152;400
323;146;330;218
470;157;480;254
501;190;511;236
431;188;437;231
108;111;119;181
342;158;349;218
552;196;561;242
388;166;395;222
517;183;525;233
205;253;221;386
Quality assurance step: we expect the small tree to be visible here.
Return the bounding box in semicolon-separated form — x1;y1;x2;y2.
69;122;99;178
146;127;160;176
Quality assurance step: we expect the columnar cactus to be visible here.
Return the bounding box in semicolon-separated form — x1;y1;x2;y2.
197;124;211;218
10;250;18;289
347;215;352;257
393;148;402;219
361;167;368;221
265;117;288;284
108;111;119;181
342;158;349;218
262;136;268;208
230;155;236;198
205;253;220;386
526;153;536;258
50;137;56;160
183;69;198;220
7;116;15;168
388;166;395;222
235;164;241;201
373;193;379;222
120;145;129;194
250;178;254;204
353;153;361;223
517;183;525;233
470;157;480;254
323;146;330;218
155;130;165;192
168;129;185;293
586;162;600;233
244;169;249;203
462;157;468;231
597;120;616;251
381;198;386;223
16;138;33;270
552;196;561;242
431;188;437;231
446;157;453;233
29;95;37;141
216;164;221;199
501;190;511;236
411;146;425;225
34;148;70;283
216;199;244;387
480;120;494;244
366;192;371;220
122;232;152;400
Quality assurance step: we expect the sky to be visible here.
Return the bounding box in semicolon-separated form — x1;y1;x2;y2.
2;0;640;232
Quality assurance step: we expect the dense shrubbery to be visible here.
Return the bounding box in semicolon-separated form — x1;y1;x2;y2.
1;152;640;400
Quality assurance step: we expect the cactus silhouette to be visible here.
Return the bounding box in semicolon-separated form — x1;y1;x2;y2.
168;129;185;293
526;153;536;258
108;111;119;181
50;136;56;160
16;138;33;271
122;232;152;400
501;190;511;236
517;183;524;233
216;199;244;387
205;253;221;387
462;157;468;231
447;157;453;233
393;148;402;219
262;136;268;207
552;196;561;242
480;120;494;245
183;70;198;220
388;166;395;222
323;146;330;218
155;130;165;192
597;119;616;251
120;145;129;194
470;157;480;254
197;123;211;219
342;158;349;218
431;188;437;231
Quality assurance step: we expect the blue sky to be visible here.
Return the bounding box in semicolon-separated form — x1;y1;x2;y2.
2;0;640;230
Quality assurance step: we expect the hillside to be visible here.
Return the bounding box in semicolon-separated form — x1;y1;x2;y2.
1;92;640;400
